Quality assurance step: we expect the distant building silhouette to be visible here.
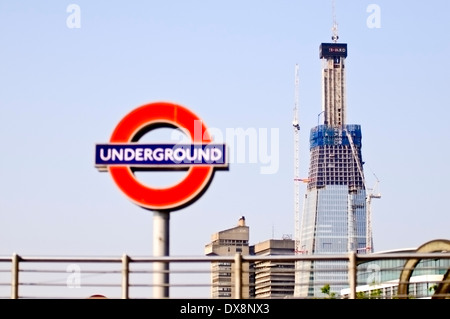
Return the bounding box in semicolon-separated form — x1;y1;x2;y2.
253;239;295;298
205;217;295;299
205;216;250;298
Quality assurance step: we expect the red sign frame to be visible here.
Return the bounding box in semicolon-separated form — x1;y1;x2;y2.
100;101;227;211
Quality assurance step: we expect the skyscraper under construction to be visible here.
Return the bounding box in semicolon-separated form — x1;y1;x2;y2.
296;39;371;297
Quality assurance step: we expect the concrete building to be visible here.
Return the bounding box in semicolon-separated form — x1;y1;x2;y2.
253;239;295;299
204;216;250;298
205;217;297;299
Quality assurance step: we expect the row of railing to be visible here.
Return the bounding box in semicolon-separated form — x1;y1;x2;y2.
0;252;449;299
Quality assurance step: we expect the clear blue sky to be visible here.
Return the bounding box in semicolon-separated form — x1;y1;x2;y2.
1;0;449;263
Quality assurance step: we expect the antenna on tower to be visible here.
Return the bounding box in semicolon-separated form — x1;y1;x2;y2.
331;0;339;42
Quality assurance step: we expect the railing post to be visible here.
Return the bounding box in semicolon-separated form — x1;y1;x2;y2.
121;254;130;299
348;251;357;299
234;253;242;299
11;253;19;299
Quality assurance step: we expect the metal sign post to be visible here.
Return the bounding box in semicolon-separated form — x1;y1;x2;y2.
153;211;170;298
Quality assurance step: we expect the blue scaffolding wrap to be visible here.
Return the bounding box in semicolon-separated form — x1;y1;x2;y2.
310;124;362;149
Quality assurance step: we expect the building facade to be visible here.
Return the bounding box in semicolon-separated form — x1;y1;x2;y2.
253;239;295;299
296;41;371;297
205;218;297;299
340;247;450;299
204;216;250;298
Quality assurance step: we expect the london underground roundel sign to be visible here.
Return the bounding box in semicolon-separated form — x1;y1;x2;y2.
95;101;228;212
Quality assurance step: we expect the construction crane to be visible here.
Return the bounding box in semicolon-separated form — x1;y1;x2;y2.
293;64;303;298
293;64;301;254
344;127;381;253
331;0;339;43
345;128;363;253
366;174;381;252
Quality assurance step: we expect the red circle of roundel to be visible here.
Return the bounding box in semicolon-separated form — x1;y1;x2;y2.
108;101;214;211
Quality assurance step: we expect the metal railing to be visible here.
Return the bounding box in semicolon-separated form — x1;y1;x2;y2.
0;252;449;299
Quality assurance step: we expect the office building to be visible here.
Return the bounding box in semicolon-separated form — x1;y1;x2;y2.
204;216;250;298
296;40;371;297
253;238;295;299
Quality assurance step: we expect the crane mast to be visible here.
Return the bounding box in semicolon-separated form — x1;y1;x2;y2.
344;126;381;253
366;175;381;252
293;64;300;254
331;0;339;43
293;64;302;297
